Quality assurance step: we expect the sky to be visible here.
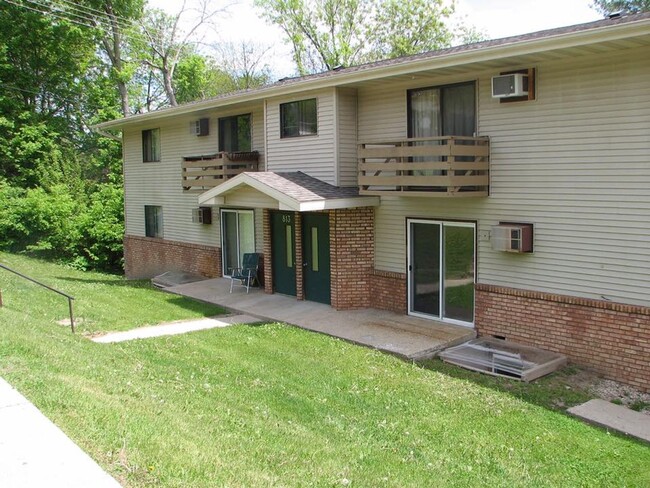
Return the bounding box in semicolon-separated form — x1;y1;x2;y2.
154;0;603;78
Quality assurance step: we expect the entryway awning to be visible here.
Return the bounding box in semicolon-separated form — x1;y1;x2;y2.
198;171;380;211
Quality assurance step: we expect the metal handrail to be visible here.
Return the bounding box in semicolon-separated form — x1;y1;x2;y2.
0;263;75;333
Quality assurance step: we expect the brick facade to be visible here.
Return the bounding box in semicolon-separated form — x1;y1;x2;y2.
263;209;273;294
124;235;221;279
476;284;650;392
370;270;407;314
330;208;374;310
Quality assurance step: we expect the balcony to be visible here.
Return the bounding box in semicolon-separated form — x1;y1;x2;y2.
182;151;260;192
358;136;489;197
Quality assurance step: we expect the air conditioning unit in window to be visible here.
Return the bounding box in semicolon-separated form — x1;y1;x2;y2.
192;207;212;224
491;73;529;98
190;118;210;136
491;223;533;253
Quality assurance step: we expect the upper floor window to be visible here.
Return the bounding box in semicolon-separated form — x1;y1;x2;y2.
218;114;251;152
408;82;476;139
280;98;317;138
144;205;163;238
142;128;160;162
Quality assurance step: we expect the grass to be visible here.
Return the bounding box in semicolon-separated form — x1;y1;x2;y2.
0;252;225;334
1;253;649;487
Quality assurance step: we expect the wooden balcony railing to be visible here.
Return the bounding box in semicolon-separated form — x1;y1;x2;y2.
182;151;259;192
358;136;489;197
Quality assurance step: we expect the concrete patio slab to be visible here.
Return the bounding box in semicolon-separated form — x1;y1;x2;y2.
568;399;650;443
0;378;122;488
93;314;259;343
165;278;475;360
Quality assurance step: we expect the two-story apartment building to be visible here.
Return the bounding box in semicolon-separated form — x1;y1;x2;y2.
96;13;650;391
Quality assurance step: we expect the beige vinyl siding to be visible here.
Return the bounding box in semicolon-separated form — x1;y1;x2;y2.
336;88;358;187
123;104;264;249
219;187;279;210
266;89;337;184
366;45;650;306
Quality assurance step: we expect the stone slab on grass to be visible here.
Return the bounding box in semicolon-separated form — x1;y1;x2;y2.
93;314;259;343
568;399;650;443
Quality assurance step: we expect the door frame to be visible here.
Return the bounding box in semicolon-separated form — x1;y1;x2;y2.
221;208;255;277
406;218;476;328
302;212;331;305
271;210;297;296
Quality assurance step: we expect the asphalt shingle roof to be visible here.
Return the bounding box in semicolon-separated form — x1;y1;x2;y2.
244;172;360;202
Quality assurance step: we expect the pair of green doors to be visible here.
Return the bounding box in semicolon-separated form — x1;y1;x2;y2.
271;212;331;304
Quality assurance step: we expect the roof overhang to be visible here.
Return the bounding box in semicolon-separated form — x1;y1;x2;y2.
197;173;379;211
93;14;650;131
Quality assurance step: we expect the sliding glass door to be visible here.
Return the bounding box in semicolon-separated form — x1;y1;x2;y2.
408;219;475;326
221;209;254;276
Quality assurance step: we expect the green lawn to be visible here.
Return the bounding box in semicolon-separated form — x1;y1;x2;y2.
1;253;649;487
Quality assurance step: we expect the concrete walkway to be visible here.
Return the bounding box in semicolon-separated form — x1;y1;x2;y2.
165;278;475;360
568;399;650;443
0;378;122;488
93;314;259;343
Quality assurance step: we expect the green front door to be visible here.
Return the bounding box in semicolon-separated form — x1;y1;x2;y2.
302;213;331;304
271;211;296;296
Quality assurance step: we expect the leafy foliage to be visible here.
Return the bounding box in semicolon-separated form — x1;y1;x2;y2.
255;0;473;75
591;0;650;14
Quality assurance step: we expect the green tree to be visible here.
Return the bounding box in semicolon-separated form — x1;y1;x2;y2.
591;0;650;14
254;0;462;75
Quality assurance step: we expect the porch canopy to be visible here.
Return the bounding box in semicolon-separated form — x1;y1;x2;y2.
198;171;379;211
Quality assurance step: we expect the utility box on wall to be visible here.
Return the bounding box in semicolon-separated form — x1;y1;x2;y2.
491;223;533;253
192;207;212;224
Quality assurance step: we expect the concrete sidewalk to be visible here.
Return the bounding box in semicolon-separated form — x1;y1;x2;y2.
165;278;475;360
0;378;121;488
93;314;259;343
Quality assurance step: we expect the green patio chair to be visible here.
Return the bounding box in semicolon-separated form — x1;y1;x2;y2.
229;253;260;293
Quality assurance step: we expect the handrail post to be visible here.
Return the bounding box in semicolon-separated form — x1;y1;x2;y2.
68;297;75;333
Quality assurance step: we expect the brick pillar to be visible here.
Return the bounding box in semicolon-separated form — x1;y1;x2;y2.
263;209;273;294
329;207;374;310
295;211;304;300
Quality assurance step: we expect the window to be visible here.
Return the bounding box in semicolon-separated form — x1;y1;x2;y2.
142;128;161;162
144;205;163;238
408;82;476;139
218;114;251;152
221;209;255;275
280;98;317;138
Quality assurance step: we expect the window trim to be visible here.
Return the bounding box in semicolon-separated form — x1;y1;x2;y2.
221;208;256;276
142;128;161;163
280;98;318;138
406;81;477;138
144;205;163;238
218;113;252;152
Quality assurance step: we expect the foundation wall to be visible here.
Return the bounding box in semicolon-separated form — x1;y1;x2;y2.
124;235;221;279
476;284;650;392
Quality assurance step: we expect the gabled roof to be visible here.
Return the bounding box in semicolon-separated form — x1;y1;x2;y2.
198;172;379;211
95;12;650;130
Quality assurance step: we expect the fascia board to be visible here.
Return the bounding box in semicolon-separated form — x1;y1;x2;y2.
94;19;650;131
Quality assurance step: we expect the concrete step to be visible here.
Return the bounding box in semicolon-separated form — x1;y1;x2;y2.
568;399;650;443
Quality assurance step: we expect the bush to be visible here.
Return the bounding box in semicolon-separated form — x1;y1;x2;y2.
0;180;124;272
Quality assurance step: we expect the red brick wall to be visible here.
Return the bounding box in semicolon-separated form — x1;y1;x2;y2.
124;235;221;279
370;270;407;314
476;284;650;392
295;212;304;301
330;208;374;310
263;209;273;294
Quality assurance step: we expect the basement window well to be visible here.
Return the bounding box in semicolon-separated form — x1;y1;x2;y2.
439;337;567;382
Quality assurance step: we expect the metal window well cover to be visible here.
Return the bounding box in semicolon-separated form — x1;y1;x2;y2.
439;337;567;382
